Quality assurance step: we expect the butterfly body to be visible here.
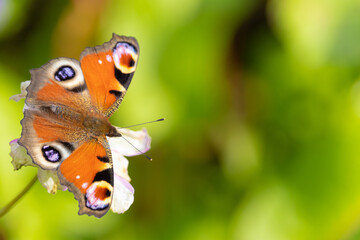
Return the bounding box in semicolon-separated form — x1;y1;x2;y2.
83;115;114;136
18;34;139;217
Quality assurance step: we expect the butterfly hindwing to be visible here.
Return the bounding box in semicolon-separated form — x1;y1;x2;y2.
58;139;114;217
19;109;83;170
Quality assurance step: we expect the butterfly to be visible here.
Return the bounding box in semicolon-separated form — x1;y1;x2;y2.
18;34;139;217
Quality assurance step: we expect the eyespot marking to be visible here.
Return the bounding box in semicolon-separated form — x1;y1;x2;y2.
105;189;111;197
54;66;75;81
42;145;61;162
114;42;137;54
85;181;112;211
129;59;135;67
113;42;138;74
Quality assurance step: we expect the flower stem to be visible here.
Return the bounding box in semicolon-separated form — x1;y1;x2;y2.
0;174;37;217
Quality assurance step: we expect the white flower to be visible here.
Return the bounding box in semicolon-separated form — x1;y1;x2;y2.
9;81;151;214
9;139;36;170
109;128;151;213
37;168;64;194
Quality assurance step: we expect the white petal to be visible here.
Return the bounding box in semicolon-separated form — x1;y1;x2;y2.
112;153;131;181
110;174;135;214
37;169;60;194
9;80;30;102
9;139;36;170
108;128;151;157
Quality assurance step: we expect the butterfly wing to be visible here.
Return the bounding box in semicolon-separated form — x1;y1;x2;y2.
80;34;139;116
19;109;82;170
58;139;113;217
25;57;92;112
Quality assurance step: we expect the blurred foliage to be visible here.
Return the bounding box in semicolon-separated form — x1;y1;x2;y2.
1;0;360;239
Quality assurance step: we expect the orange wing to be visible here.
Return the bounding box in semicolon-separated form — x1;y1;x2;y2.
80;34;139;116
58;140;114;218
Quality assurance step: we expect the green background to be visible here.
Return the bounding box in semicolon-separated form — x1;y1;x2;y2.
1;0;360;239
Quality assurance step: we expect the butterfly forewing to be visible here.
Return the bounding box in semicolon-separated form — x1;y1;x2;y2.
80;34;139;116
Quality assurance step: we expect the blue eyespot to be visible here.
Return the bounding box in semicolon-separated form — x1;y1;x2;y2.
42;145;61;162
54;66;75;81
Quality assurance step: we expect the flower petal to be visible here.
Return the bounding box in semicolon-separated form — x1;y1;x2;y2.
9;139;36;170
108;128;151;157
112;153;131;181
110;174;135;214
9;80;30;102
37;169;61;194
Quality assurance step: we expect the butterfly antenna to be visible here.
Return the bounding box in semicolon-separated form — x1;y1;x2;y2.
121;135;152;161
121;118;165;129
